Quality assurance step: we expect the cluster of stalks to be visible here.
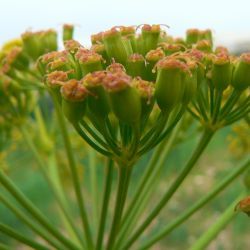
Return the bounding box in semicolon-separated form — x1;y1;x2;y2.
0;24;249;250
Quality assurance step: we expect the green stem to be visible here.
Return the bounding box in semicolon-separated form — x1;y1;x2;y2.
189;193;246;250
117;120;181;248
20;126;84;248
219;89;241;120
0;171;79;250
0;223;49;250
89;149;100;236
51;92;94;250
96;159;114;250
139;159;250;250
0;243;12;250
106;165;132;250
212;90;222;124
0;194;64;249
122;128;214;249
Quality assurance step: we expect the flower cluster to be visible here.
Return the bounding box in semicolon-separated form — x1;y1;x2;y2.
36;25;249;163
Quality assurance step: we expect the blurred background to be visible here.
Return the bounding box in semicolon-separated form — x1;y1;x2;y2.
1;0;250;51
0;0;250;249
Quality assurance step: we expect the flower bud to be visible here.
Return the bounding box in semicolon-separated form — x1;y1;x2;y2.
126;54;146;78
211;53;232;91
75;48;103;76
103;28;132;65
232;53;250;90
61;79;88;123
186;29;200;45
82;71;110;119
141;24;161;55
103;71;141;124
63;24;74;41
41;29;58;52
155;57;186;111
2;39;22;52
235;196;250;217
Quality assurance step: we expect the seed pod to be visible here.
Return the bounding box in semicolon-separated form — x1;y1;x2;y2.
103;28;132;65
120;26;137;52
159;43;183;56
145;48;165;81
21;31;41;60
64;40;82;55
132;78;155;120
182;61;198;104
155;57;186;112
91;44;108;64
186;29;200;45
211;54;232;91
235;196;250;217
199;29;213;45
82;71;110;119
106;62;126;73
232;53;250;90
63;24;74;41
61;79;88;123
4;47;29;71
141;24;161;55
195;40;212;53
75;48;103;76
103;71;141;124
91;32;103;45
46;70;69;103
41;29;58;53
126;54;146;78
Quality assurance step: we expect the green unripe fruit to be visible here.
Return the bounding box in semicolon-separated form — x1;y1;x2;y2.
63;24;74;41
91;32;103;45
132;78;155;119
211;54;232;91
186;29;200;45
232;53;250;90
145;48;165;81
103;72;141;124
75;48;103;76
82;71;110;119
126;54;146;78
61;79;88;123
182;62;198;104
103;28;132;65
141;24;161;55
155;58;186;112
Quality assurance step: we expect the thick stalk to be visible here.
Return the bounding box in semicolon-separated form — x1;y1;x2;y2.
0;223;49;250
106;165;132;250
96;159;114;250
51;92;94;250
139;159;250;250
189;193;246;250
0;171;79;250
116;121;181;249
122;128;214;249
0;243;12;250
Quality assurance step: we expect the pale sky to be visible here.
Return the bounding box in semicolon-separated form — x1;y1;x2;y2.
1;0;250;49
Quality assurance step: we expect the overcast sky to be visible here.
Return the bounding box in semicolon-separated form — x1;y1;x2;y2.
1;0;250;49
